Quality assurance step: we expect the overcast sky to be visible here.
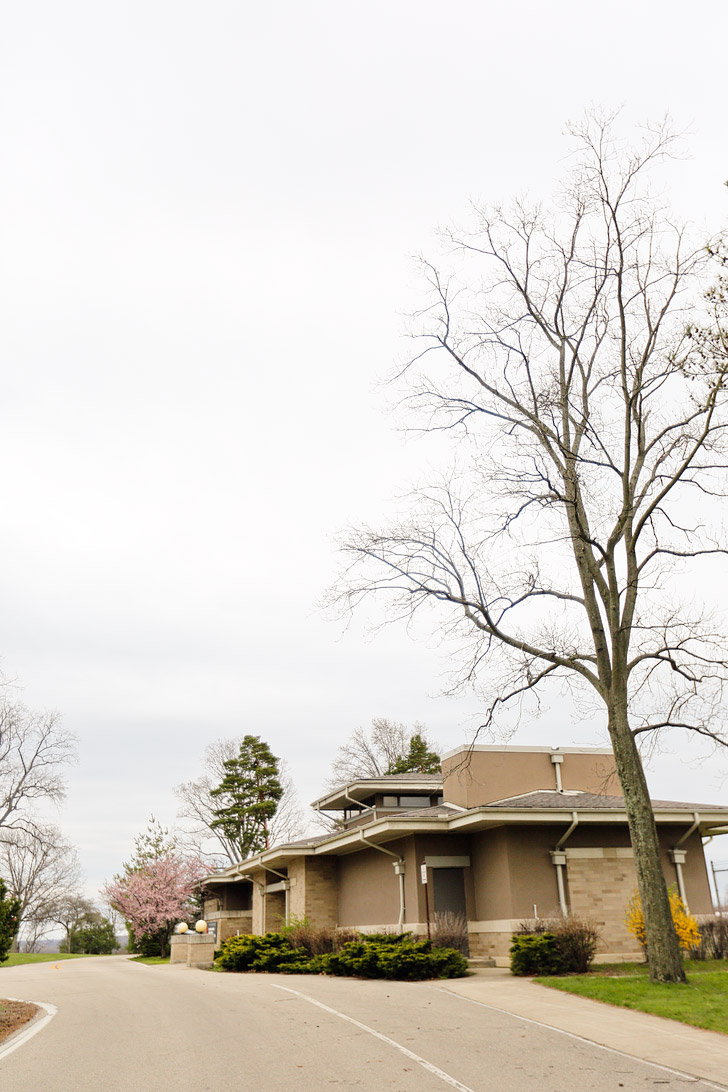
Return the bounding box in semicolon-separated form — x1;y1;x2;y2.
1;1;727;899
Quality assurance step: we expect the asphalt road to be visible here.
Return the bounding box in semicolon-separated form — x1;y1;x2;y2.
0;956;722;1092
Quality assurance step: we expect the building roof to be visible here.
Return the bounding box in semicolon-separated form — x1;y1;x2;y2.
486;790;721;811
442;744;615;760
393;803;461;818
311;773;443;812
212;791;728;880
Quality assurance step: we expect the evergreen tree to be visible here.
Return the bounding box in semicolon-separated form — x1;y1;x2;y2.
123;816;175;874
0;877;21;963
67;914;118;955
210;736;283;858
387;733;441;774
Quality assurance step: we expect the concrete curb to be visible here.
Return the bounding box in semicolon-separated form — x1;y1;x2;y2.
0;1000;58;1062
438;970;728;1089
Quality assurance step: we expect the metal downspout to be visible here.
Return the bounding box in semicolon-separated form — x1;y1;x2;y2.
676;812;701;847
345;787;376;818
671;812;701;909
263;864;291;925
358;829;406;930
551;812;579;917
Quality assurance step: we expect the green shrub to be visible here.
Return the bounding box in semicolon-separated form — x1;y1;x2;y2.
0;878;21;963
512;916;600;975
510;933;565;976
317;937;468;981
217;930;468;980
217;932;310;973
68;917;118;955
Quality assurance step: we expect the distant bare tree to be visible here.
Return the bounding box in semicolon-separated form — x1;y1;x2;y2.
0;825;83;951
52;892;97;953
175;737;306;865
0;698;77;834
334;114;728;982
328;718;439;783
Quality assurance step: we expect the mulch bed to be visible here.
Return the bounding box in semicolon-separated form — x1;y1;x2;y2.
0;1000;38;1045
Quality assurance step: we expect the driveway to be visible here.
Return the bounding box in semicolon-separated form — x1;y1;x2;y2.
0;956;724;1092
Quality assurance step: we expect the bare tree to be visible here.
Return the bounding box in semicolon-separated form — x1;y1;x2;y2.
328;718;439;783
52;892;97;953
174;737;306;865
0;825;83;951
335;114;728;983
0;698;77;834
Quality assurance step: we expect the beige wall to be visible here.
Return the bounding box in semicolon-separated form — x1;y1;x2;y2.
470;828;514;921
337;837;416;928
466;826;565;923
659;827;714;915
236;816;715;958
442;749;619;808
410;833;473;922
504;826;566;921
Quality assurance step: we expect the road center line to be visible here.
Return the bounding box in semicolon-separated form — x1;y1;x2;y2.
272;984;477;1092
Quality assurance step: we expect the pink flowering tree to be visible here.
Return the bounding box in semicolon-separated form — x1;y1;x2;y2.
102;852;208;957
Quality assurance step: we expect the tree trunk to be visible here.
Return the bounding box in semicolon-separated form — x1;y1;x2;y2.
608;694;686;983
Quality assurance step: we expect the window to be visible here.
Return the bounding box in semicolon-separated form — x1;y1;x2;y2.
381;794;433;808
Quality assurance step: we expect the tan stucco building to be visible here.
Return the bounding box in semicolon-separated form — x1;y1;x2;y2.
202;745;728;963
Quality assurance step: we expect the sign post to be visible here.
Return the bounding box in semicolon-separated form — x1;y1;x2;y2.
421;861;430;939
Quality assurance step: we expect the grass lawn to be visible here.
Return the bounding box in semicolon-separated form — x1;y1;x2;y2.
1;953;101;968
537;961;728;1035
129;955;169;965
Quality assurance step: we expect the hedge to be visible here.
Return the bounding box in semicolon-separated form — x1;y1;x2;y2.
217;930;468;980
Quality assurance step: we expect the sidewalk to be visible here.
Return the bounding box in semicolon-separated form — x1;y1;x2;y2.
439;968;728;1089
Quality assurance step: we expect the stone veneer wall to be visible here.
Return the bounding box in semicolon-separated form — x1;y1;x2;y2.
566;850;642;955
467;930;514;960
288;857;338;928
205;909;253;945
170;934;216;967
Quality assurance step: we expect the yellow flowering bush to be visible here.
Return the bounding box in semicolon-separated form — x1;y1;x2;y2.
625;888;701;951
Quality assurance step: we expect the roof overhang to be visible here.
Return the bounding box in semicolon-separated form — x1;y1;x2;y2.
442;744;615;760
212;805;728;880
312;776;442;812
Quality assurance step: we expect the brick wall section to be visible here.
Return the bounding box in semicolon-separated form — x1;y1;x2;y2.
301;858;339;928
206;910;253;944
265;890;286;931
468;931;513;959
567;854;642;954
246;857;339;931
